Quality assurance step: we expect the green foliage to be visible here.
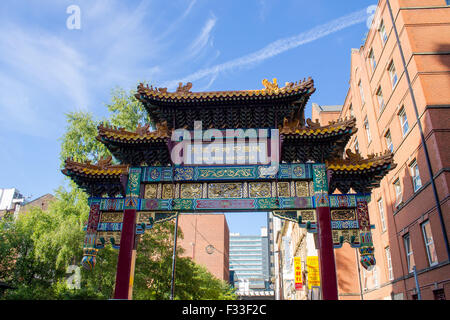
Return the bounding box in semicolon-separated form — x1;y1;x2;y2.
105;86;151;131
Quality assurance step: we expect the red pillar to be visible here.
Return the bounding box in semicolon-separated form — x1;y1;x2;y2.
316;206;338;300
113;209;136;299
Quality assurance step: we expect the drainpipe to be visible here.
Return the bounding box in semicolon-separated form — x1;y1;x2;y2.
413;266;422;300
386;0;450;261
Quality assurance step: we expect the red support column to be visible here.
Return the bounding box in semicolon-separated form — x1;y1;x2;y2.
316;206;338;300
113;209;136;300
312;163;338;300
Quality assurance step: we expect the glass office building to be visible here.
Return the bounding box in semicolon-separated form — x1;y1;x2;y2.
229;227;270;291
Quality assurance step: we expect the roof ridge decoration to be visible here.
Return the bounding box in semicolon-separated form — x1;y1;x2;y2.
97;121;171;141
279;116;357;135
327;149;397;169
136;77;316;100
64;156;129;174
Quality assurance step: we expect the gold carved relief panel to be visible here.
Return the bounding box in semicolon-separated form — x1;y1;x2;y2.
144;184;158;199
249;182;272;198
277;182;290;197
208;183;243;198
296;181;309;197
180;183;203;199
162;184;175;199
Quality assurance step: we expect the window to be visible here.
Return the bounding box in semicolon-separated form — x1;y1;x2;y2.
385;130;394;153
373;266;379;287
403;233;415;274
354;137;359;153
376;86;385;110
369;49;377;72
379;20;388;45
394;179;402;206
385;246;393;280
433;289;446;300
388;60;398;88
364;117;372;143
409;160;422;192
358;80;365;105
422;221;438;266
362;268;368;290
399;107;409;136
377;198;387;232
349;104;354;118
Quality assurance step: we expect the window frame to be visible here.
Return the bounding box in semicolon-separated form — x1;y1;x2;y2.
385;246;394;281
394;179;402;206
421;221;438;267
358;80;365;105
385;130;394;153
364;117;372;144
377;198;387;232
376;86;385;111
388;60;398;88
369;48;377;73
379;20;388;45
399;107;409;137
403;233;415;274
409;160;422;192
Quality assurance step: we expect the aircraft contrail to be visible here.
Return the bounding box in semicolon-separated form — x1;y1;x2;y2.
163;7;369;89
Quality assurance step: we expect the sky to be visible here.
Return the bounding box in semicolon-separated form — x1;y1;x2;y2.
0;0;378;235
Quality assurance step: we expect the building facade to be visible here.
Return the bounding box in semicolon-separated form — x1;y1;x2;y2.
177;213;230;282
229;228;274;298
274;217;320;300
315;0;450;300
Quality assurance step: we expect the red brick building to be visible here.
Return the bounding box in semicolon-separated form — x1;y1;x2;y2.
313;0;450;300
177;214;230;282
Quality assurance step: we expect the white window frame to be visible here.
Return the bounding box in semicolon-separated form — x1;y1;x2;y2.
410;160;422;192
421;221;438;267
359;80;365;105
354;137;359;153
399;107;409;137
385;130;394;153
377;198;387;232
403;233;415;274
369;49;377;73
385;246;394;280
394;179;402;206
376;86;385;110
364;117;372;143
379;20;388;45
388;60;398;88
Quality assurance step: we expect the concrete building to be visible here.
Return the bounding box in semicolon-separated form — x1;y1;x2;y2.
177;214;230;282
314;0;450;300
0;188;25;220
229;227;274;299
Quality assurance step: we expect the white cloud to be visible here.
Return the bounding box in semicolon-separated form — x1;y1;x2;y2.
187;14;217;59
163;8;369;89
